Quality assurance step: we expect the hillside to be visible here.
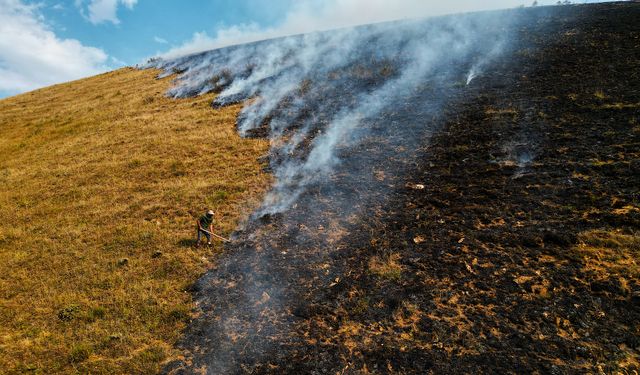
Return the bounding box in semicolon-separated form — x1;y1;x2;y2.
153;2;640;374
1;2;639;374
0;69;270;373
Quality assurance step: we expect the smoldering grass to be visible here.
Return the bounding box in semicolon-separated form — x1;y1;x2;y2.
152;10;521;216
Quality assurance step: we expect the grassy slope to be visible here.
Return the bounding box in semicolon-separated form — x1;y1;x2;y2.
0;68;270;373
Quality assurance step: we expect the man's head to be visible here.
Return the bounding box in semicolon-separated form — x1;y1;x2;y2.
206;210;214;218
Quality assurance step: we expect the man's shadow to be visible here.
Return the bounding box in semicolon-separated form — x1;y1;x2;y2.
178;238;196;248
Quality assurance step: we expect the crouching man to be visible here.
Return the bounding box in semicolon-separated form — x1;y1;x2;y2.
196;210;215;247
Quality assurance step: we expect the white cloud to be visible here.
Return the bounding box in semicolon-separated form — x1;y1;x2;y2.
78;0;138;25
159;0;560;59
120;0;137;8
0;0;110;95
153;36;168;44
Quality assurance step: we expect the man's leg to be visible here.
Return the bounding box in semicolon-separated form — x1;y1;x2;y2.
204;232;212;246
196;228;202;247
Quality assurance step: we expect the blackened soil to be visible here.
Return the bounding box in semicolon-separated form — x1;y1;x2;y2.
166;3;640;374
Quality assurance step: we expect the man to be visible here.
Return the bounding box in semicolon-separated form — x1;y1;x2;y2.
196;210;215;247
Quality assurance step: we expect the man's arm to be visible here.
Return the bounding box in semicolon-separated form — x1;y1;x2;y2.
196;219;203;231
209;223;214;233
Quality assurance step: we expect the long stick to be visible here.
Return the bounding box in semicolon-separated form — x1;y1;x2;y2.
201;229;230;242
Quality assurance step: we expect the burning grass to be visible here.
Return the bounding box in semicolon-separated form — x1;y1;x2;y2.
0;68;270;372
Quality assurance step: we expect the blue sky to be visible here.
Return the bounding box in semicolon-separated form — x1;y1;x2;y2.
38;0;294;64
0;0;612;98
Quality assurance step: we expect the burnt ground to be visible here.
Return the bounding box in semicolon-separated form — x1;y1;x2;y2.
165;3;640;374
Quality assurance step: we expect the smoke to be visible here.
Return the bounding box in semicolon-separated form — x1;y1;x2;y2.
155;0;550;60
151;5;537;372
151;10;521;216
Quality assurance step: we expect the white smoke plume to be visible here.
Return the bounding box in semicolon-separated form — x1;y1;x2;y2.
156;0;573;60
150;9;521;216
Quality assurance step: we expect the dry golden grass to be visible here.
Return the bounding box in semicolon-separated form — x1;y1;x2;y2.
576;229;640;281
573;229;640;371
0;68;271;373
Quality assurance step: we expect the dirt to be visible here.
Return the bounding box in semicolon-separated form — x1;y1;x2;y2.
165;3;640;374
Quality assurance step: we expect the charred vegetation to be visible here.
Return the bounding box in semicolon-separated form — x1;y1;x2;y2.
160;3;640;374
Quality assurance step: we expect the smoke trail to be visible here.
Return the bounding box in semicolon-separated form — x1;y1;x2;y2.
150;11;518;216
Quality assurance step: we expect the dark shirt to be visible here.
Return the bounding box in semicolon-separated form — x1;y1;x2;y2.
199;215;213;229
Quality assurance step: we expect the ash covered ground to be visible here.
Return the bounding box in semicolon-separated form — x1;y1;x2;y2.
157;3;640;374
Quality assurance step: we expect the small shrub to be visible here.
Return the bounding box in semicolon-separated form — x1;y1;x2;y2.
69;343;92;363
86;306;106;322
58;305;81;322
